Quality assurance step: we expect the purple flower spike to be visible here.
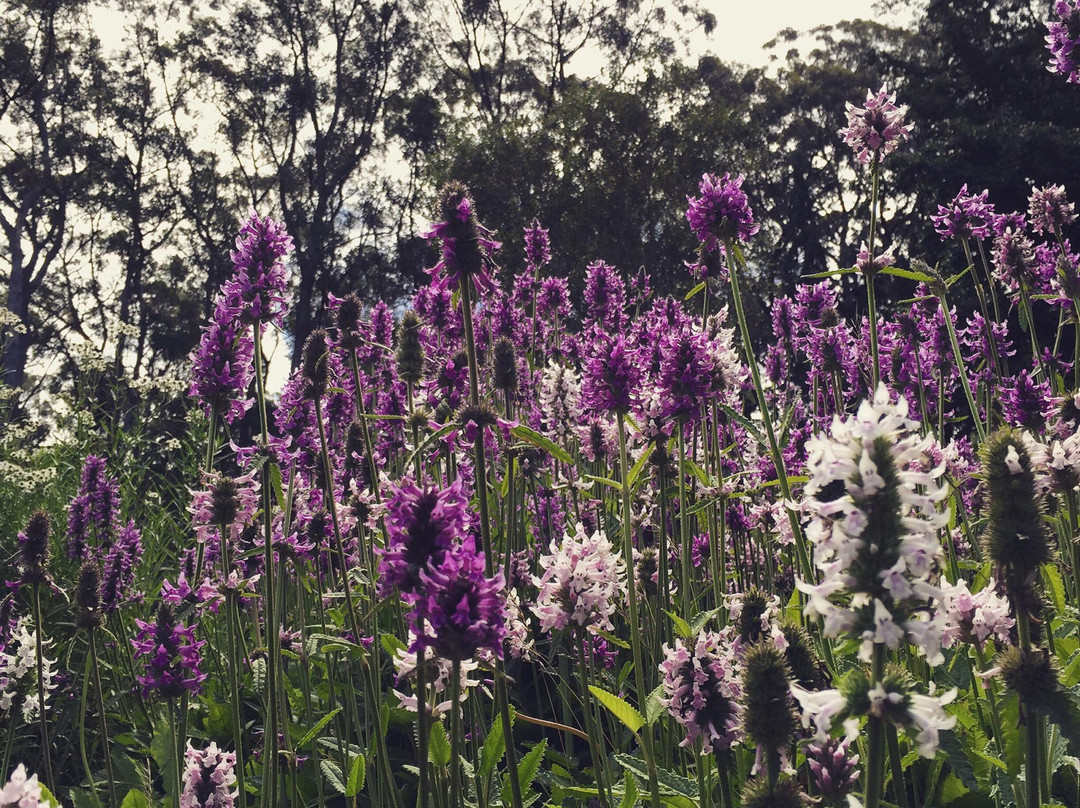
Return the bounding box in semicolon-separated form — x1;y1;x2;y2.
583;260;627;331
221;210;293;326
805;737;861;801
188;299;255;424
581;334;641;414
101;521;142;613
658;631;742;754
1046;1;1080;83
411;538;506;662
1028;184;1077;235
932;185;995;241
686;172;759;253
657;328;715;423
132;603;207;699
378;480;469;597
181;742;238;808
840;84;912;165
523;218;551;270
423;182;501;297
67;455;122;559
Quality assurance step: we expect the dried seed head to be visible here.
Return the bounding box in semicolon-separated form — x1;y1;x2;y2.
336;294;364;351
492;338;518;393
742;642;797;753
302;329;330;400
75;561;103;630
396;311;425;385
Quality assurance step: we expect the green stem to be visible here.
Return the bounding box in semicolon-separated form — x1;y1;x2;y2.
934;290;987;443
221;525;247;808
577;631;612;808
90;634;118;808
865;645;886;808
449;660;463;808
715;751;733;808
886;723;910;808
31;583;53;787
169;702;182;808
617;413;662;808
417;654;430;808
866;156;881;388
79;652;103;808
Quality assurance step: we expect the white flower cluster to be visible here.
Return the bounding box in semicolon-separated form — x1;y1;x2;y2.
0;461;57;495
532;523;627;635
1024;430;1080;495
797;384;950;664
392;630;480;719
538;362;581;444
0;764;57;808
0;309;26;334
937;579;1013;649
0;617;58;723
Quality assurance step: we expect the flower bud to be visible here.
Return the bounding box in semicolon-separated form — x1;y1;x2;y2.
998;646;1059;702
396;311;425;385
778;620;825;691
740;775;807;808
335;293;364;351
492;337;517;394
742;642;797;753
75;561;103;630
19;511;51;585
302;328;330;400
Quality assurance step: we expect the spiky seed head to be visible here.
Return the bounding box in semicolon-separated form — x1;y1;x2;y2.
19;511;51;585
210;476;240;527
740;775;807;808
742;642;797;752
998;646;1059;702
492;337;518;393
335;293;364;350
396;311;425;385
778;619;824;691
301;328;330;400
75;561;103;630
737;588;769;644
980;427;1052;577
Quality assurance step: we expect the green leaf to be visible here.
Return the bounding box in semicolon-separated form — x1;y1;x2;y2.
614;754;697;798
664;610;692;639
716;403;766;448
683;281;706;300
590;685;644;733
939;729;979;792
801;266;858;279
296;707;342;749
689;607;723;636
269;462;286;511
251;656;266;692
645;684;666;726
1044;564;1067;615
346;752;366;797
586;474;624;490
516;739;547;794
150;717;175;777
1001;692;1023;778
41;785;69;808
321;759;347;794
380;633;407;659
619;770;640;808
510;424;573;465
1031;686;1080;750
429;721;451;767
626;445;651;490
880;265;935;283
594;627;631;650
403;422;459;471
480;708;507;778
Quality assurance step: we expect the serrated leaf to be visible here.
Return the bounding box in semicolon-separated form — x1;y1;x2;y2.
619;770;639;808
41;785;68;808
1031;686;1080;750
880;265;935;283
801;266;858;279
593;628;631;650
939;729;979;792
626;445;650;490
690;607;722;636
1044;564;1066;615
269;462;286;511
664;611;692;639
716;403;766;448
346;752;366;797
480;709;506;778
516;739;547;794
586;474;624;490
1001;692;1022;778
590;685;644;733
380;633;406;659
614;754;698;797
645;684;666;725
321;759;347;794
510;424;573;465
683;281;706;300
251;656;266;693
429;721;451;767
297;707;342;749
403;422;459;471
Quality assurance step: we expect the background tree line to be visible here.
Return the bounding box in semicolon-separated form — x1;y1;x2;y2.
1;0;1077;411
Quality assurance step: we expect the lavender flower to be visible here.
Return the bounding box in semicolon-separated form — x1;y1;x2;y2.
378;480;468;597
220;210;293;326
658;631;742;754
937;579;1013;649
805;737;860;802
582;260;626;331
131;603;206;699
188;299;255;424
656;327;715;422
992;227;1037;296
932;185;995;241
581;334;641;414
536;276;570;319
189;472;260;548
1028;183;1077;235
855;241;896;275
1001;370;1053;432
532;523;627;634
523;218;551;270
67;455;121;558
0;764;57;808
424;182;501;297
100;522;142;613
411;539;506;661
840;84;912;165
685;172;759;253
17;511;50;587
181;742;238;808
1046;1;1080;82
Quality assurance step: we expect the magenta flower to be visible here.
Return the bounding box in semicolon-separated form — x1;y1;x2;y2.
181;742;238;808
188;299;255;424
992;227;1037;296
101;521;142;613
932;185;995;241
1028;184;1077;235
840;84;912;165
581;334;641;414
523;218;551;270
658;631;742;754
583;260;626;331
805;737;860;801
685;172;759;253
67;455;122;559
132;603;206;699
411;538;507;662
423;182;501;297
378;480;469;597
657;327;715;422
1046;1;1080;83
220;210;294;326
